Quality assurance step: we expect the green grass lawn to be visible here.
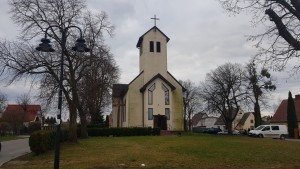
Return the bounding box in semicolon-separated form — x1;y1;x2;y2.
0;135;23;142
2;133;300;169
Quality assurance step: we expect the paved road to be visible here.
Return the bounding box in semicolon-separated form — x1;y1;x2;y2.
0;138;31;166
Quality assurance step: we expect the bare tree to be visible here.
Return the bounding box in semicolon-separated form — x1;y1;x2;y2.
219;0;300;72
0;92;7;114
0;0;117;141
79;48;119;126
200;63;247;134
180;80;201;131
245;59;276;127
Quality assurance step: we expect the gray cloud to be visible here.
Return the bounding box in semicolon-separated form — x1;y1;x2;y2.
0;0;299;114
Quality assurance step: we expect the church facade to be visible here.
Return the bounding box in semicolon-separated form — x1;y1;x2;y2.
111;26;185;131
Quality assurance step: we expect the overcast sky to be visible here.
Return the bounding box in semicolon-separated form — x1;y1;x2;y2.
0;0;299;115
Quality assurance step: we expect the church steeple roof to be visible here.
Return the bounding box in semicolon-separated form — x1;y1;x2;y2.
136;26;170;48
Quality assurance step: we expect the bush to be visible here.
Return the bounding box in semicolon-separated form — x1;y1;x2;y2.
28;122;41;134
29;130;55;155
87;127;161;137
29;129;69;155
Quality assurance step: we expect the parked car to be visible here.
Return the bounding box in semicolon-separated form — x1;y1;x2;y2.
217;129;240;135
192;127;209;133
248;125;288;139
193;127;222;134
206;128;222;134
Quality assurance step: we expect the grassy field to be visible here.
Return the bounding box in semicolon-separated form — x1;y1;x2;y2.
2;133;300;169
0;135;23;142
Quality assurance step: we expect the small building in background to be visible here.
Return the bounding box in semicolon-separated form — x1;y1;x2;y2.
271;94;300;135
1;104;42;134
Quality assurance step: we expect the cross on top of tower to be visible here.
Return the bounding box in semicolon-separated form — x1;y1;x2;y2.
151;15;159;27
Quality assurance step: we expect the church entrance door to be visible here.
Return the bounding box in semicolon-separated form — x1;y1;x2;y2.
153;114;167;130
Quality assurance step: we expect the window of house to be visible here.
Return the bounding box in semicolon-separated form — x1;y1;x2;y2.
150;41;154;52
148;83;156;105
165;108;170;120
148;108;153;120
250;119;254;123
121;107;126;122
156;42;161;52
162;84;169;105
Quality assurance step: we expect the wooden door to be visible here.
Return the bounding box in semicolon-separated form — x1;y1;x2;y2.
153;114;167;130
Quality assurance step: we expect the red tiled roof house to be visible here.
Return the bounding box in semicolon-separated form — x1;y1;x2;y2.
271;94;300;135
2;104;42;128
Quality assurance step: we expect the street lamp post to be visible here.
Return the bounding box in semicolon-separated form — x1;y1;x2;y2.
36;25;89;169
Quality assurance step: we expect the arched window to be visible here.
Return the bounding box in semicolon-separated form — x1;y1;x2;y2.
162;84;169;105
148;83;156;105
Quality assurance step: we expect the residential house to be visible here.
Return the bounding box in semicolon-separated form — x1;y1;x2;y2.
270;94;300;135
192;112;219;128
111;26;185;131
235;112;255;131
1;104;42;134
214;109;252;131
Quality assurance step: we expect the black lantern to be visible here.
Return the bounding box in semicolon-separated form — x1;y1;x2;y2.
36;38;55;52
72;38;90;52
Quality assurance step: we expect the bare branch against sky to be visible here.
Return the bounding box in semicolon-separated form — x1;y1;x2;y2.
0;0;299;114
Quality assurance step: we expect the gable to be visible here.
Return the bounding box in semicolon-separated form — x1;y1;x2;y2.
136;26;170;48
192;113;205;126
237;112;253;126
140;73;176;92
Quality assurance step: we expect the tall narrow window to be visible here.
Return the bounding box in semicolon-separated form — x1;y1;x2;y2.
150;41;154;52
148;108;153;120
165;108;170;120
156;42;161;52
148;83;156;105
121;106;126;122
162;84;169;105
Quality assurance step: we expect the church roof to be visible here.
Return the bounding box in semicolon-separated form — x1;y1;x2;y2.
167;71;186;92
136;26;170;48
140;73;176;92
112;84;128;98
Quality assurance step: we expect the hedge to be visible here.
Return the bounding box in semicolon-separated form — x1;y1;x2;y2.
29;127;161;155
88;127;161;137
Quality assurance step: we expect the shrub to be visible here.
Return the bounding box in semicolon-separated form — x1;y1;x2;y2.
87;127;161;137
29;130;55;155
29;129;69;155
28;122;41;134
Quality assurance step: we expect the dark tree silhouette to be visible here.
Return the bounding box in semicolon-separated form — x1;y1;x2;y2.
219;0;300;72
0;0;117;141
245;60;276;127
200;63;247;134
287;91;298;138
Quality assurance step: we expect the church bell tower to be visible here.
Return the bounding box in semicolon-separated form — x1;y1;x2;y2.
136;23;170;82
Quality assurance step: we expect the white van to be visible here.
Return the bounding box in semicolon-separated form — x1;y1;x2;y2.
248;125;288;139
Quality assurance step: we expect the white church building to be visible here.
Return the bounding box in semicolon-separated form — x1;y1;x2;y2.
111;25;185;131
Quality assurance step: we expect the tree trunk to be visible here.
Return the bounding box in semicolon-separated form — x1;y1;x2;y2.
79;112;88;138
254;101;262;127
68;103;78;143
184;117;187;131
188;113;192;131
226;121;233;135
